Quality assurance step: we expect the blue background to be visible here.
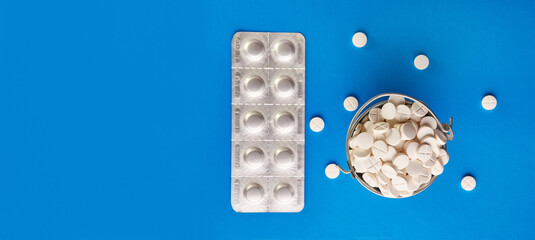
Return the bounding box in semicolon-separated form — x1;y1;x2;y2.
1;0;534;239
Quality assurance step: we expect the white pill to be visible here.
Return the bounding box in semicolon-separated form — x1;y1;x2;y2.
461;175;476;191
411;102;428;118
363;121;374;133
417;126;434;140
376;171;390;185
391;175;408;191
381;163;398;178
383;146;397;162
378;184;392;197
372;122;390;134
344;96;359;111
410;114;422;123
414;169;432;184
352;158;366;173
325;163;340;179
363;156;382;173
363;172;378;187
348;136;359;149
371;140;388;158
244;183;264;203
352;123;363;136
435;129;447;145
431;160;444;175
416;144;433;162
423;155;437;168
393;139;406;151
437;149;449;165
405;141;419;159
381;103;396;120
481;95;497;110
400;190;414;197
355;132;374;149
395;105;411;122
414;54;429;70
420;136;440;156
420;116;437;130
388;183;400;197
400;122;417;140
406;175;421;192
406;159;424;176
385;128;401;146
368;108;384;122
309;117;324;132
352;32;367;48
388;95;405;106
393;153;410;169
352;147;371;160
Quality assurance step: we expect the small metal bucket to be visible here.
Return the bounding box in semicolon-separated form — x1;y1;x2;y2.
335;93;454;198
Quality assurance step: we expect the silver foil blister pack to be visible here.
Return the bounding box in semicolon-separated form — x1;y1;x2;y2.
231;32;305;212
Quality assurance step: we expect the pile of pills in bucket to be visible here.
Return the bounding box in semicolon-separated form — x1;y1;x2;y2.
347;95;450;197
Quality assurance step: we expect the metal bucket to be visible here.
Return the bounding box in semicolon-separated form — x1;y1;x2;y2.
335;93;454;198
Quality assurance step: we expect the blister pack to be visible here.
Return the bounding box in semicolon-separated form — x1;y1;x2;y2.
231;32;305;212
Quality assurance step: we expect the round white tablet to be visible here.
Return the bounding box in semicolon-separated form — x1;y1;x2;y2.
352;158;366;173
400;123;417;140
371;140;388;158
274;184;294;202
368;108;384;122
414;169;432;184
406;159;424;176
383;146;397;162
435;129;447;145
381;163;397;178
423;155;437;168
381;103;396;120
325;163;340;179
388;183;400;197
363;121;374;133
393;153;410;169
405;141;419;159
420;135;440;156
411;102;428;117
395;105;411;122
431;160;444;175
377;171;390;185
372;122;390;134
352;32;367;48
437;149;449;165
355;132;374;149
392;175;408;191
461;175;476;191
344;96;359;111
363;156;382;173
420;116;437;130
406;175;421;192
353;147;371;160
309;117;325;132
414;54;429;70
417;126;434;140
416;144;433;162
481;95;497;110
363;172;378;187
244;183;264;203
388;95;405;106
385;128;401;146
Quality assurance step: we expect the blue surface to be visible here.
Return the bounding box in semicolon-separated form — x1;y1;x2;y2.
1;0;535;239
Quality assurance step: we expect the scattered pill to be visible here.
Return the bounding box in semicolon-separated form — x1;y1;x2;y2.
385;128;401;146
377;171;390;185
309;117;324;132
406;159;424;176
381;103;397;120
372;140;389;158
417;126;434;140
325;163;340;179
414;54;429;70
481;95;497;110
372;122;390;134
395;105;412;122
431;160;444;175
405;141;419;159
381;163;398;178
344;96;359;111
416;144;433;162
411;102;428;117
392;153;410;169
400;123;417;140
363;156;382;173
437;149;449;165
461;175;476;191
383;146;397;162
352;147;371;160
352;32;367;48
